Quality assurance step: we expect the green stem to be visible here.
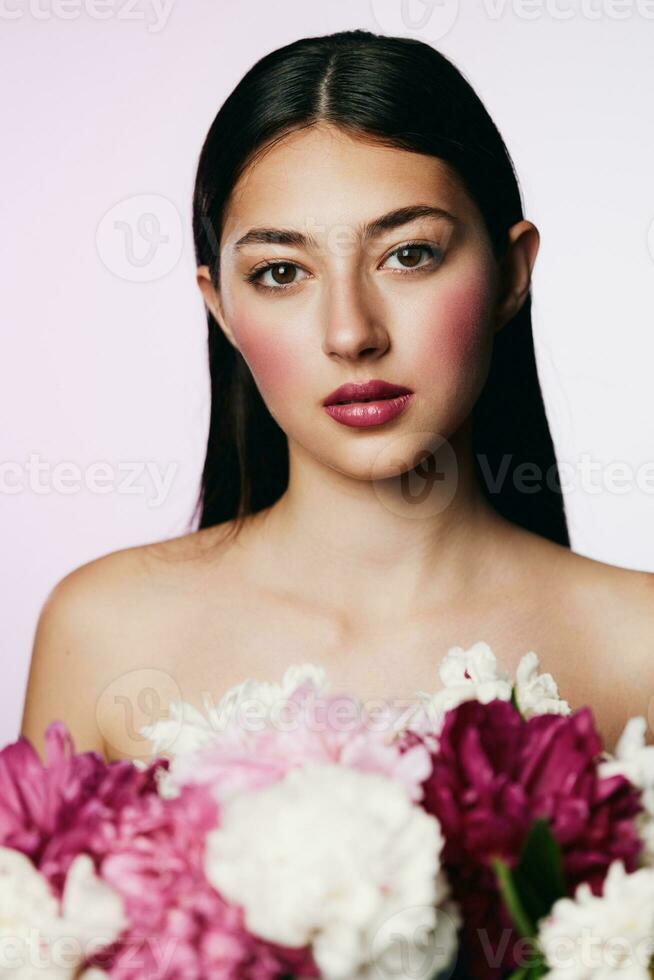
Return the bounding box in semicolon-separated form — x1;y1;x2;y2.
492;857;535;939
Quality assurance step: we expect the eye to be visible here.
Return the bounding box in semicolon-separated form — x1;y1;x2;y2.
381;242;443;273
245;261;309;293
244;240;444;295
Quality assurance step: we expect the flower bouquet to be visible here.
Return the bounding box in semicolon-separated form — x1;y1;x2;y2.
2;642;653;979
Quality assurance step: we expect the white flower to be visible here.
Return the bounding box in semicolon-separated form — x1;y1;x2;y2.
140;662;330;756
515;650;571;718
401;641;569;738
437;640;508;690
404;641;511;733
140;700;217;758
204;762;457;980
0;849;126;978
212;661;331;737
538;860;654;978
599;716;654;867
140;663;331;795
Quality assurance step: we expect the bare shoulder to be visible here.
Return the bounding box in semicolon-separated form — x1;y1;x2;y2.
505;522;654;630
557;545;654;637
525;533;654;748
571;553;654;749
493;523;653;748
20;522;240;761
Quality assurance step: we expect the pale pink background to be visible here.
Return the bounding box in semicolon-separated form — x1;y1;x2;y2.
2;0;654;746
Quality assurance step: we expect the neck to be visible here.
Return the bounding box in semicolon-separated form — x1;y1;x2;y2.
248;417;513;623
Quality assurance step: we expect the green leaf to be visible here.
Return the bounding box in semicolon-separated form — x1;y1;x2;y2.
514;818;566;925
492;820;565;976
510;684;522;715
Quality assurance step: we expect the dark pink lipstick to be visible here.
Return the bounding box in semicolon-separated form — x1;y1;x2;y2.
322;379;414;429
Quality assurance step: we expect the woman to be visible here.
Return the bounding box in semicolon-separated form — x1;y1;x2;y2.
21;29;654;763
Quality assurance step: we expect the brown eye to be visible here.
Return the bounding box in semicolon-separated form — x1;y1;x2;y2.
270;263;297;285
396;245;424;268
247;261;308;291
382;242;443;273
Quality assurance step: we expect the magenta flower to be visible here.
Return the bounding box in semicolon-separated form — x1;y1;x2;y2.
419;699;644;979
89;784;319;979
0;723;320;979
0;722;120;865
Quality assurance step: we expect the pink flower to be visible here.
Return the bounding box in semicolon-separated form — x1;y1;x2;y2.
167;686;432;806
420;699;643;979
0;722;120;864
0;723;319;979
89;785;319;979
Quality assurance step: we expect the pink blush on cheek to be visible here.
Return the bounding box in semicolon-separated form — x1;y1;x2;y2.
418;279;493;369
230;320;301;393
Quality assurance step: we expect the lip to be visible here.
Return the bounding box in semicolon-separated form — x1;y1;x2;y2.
323;379;413;407
323;393;414;428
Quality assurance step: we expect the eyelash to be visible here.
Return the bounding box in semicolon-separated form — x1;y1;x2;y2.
244;241;445;295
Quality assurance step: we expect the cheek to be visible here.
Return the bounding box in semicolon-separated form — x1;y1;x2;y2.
415;275;493;374
229;317;301;395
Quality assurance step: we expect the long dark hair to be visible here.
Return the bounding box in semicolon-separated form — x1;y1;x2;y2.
189;28;569;547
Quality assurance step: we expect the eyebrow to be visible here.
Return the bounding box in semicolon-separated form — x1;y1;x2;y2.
232;204;458;251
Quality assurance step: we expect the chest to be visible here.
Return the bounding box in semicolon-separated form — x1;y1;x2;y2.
161;584;557;702
102;578;649;761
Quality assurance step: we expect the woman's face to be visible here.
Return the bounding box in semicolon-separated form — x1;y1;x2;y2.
200;124;504;480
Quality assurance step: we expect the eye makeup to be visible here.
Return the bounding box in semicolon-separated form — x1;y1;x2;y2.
243;240;447;295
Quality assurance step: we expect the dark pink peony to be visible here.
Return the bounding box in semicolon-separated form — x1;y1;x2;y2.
0;723;319;979
0;721;110;860
88;783;319;979
418;699;644;979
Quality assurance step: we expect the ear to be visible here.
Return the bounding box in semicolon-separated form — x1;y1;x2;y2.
196;265;239;349
493;220;540;334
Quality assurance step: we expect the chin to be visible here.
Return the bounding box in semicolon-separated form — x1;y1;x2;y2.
315;433;451;483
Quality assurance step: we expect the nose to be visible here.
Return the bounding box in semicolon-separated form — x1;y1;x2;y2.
321;274;390;362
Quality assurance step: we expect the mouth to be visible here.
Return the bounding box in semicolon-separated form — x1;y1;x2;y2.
322;380;414;429
323;379;413;407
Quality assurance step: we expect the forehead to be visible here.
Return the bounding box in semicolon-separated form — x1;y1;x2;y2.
221;124;476;248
